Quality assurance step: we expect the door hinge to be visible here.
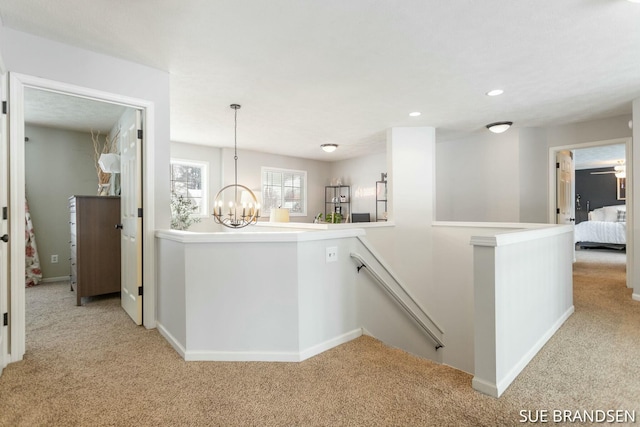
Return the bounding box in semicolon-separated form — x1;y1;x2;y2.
137;129;143;140
556;162;560;169
2;101;6;114
3;312;7;326
137;208;143;218
138;286;143;296
2;206;6;220
557;208;560;214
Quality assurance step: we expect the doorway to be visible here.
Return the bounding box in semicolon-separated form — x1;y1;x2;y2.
549;137;633;290
6;73;155;364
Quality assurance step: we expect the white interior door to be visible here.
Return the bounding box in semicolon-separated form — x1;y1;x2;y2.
120;109;142;325
0;72;8;376
556;150;575;224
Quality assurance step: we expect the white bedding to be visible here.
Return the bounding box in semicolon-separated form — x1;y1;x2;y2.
574;220;626;245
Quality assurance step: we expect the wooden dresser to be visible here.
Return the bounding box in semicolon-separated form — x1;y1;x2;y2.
69;195;121;306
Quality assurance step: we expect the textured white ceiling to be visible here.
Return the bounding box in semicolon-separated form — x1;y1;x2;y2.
24;88;127;133
3;1;640;161
574;144;626;170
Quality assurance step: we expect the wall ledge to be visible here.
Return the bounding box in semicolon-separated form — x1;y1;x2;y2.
469;224;573;247
155;228;365;243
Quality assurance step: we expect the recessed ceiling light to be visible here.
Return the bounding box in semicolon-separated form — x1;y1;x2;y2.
486;121;513;133
486;89;504;97
409;112;421;117
628;0;640;3
321;144;338;153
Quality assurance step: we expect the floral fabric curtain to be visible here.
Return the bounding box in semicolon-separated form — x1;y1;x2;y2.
25;198;42;287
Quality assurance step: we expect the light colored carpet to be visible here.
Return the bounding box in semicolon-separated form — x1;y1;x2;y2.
0;251;638;426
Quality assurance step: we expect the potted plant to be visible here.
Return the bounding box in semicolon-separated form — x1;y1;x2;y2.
170;193;202;230
326;212;343;223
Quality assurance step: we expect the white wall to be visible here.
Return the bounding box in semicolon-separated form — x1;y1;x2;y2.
170;141;223;232
25;125;98;280
633;99;640;301
436;115;633;224
0;26;171;230
221;148;331;223
169;143;386;227
1;25;170;328
330;152;387;221
518;128;549;223
545;115;633;148
436;131;520;222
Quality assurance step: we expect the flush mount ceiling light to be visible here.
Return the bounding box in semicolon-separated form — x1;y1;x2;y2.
321;144;338;153
486;121;513;133
486;89;504;97
409;111;421;117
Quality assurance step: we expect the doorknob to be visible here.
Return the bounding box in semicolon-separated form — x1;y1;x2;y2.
1;234;8;243
115;224;124;230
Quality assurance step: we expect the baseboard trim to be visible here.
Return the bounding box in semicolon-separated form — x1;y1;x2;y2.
473;305;575;398
184;349;301;362
632;293;640;302
299;328;362;361
471;377;499;397
41;276;69;283
156;323;187;359
162;328;363;362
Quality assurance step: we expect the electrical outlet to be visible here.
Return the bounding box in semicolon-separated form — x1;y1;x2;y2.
51;254;59;264
326;246;338;263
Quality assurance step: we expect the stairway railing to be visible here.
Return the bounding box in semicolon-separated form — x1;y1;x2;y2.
350;236;444;350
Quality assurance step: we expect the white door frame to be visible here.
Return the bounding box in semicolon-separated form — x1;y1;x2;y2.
548;137;633;290
0;64;8;375
8;73;156;362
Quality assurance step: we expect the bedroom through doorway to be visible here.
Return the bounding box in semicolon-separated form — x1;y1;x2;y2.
550;139;631;292
23;87;139;349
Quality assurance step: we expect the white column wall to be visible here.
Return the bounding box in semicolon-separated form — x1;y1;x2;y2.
633;98;640;301
388;127;436;304
363;127;442;362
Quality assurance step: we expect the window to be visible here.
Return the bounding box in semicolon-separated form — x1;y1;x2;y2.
170;158;208;216
261;167;307;216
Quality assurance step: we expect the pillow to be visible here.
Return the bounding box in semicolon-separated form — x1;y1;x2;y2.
589;208;605;221
617;210;627;222
602;206;620;222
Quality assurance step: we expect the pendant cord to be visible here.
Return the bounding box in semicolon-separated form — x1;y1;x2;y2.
234;106;239;206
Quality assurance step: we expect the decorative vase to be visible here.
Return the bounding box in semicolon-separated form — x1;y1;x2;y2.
98;183;110;196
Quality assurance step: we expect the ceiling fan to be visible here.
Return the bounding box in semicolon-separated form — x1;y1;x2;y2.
590;160;626;178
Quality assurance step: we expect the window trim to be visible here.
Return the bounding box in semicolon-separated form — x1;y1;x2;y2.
261;166;307;217
170;157;209;217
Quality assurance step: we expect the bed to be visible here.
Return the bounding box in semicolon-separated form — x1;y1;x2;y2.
574;205;626;250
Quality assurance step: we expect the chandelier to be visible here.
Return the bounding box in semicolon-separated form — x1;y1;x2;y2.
212;104;259;228
615;161;626;179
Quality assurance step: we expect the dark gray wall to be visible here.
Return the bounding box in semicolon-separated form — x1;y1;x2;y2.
575;168;625;223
